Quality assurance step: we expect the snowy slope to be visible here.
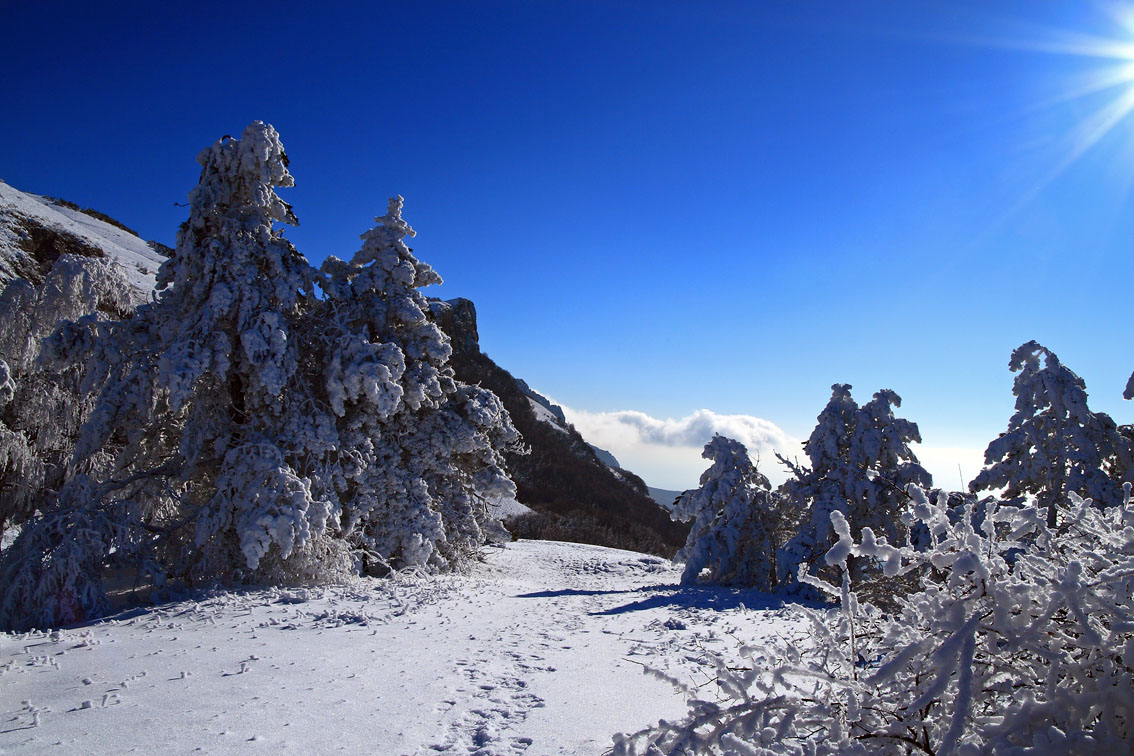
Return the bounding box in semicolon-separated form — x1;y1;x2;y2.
527;396;568;433
0;181;164;293
0;540;806;756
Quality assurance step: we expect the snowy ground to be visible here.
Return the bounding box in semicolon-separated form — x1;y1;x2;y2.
0;540;808;756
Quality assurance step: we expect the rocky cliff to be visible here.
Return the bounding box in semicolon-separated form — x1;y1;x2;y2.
432;297;689;558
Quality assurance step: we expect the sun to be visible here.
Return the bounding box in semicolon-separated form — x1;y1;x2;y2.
989;3;1134;204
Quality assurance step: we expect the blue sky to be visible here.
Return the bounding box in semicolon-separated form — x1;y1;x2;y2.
3;1;1132;488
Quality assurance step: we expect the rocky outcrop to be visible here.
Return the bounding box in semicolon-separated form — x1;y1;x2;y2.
5;217;106;284
429;298;480;355
433;297;688;558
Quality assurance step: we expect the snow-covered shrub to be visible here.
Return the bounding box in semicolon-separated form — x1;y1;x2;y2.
672;435;781;589
0;255;135;547
0;475;120;628
613;484;1134;755
777;384;930;589
0;122;520;629
315;197;521;574
972;341;1131;528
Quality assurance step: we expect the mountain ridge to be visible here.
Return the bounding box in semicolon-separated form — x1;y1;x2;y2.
431;298;688;556
0;180;165;293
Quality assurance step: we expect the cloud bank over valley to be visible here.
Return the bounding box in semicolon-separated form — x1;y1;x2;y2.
557;405;801;490
555;402;987;494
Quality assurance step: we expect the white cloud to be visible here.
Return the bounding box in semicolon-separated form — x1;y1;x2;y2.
552;401;988;494
556;404;801;490
914;445;989;492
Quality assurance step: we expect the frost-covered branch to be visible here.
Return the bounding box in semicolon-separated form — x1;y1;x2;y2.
616;484;1134;754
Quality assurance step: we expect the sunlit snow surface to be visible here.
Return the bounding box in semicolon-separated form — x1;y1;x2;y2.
0;181;164;292
527;397;568;434
0;540;807;755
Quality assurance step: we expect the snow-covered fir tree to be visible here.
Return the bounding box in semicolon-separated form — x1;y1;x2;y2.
0;122;520;630
0;255;135;549
671;435;780;589
971;340;1131;528
777;384;930;587
315;196;521;574
0;122;344;630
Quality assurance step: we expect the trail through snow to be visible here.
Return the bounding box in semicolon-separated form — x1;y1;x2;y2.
0;540;808;755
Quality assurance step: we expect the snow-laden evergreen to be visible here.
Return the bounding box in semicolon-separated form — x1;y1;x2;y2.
0;122;520;630
0;255;135;548
0;122;341;630
776;384;930;588
972;340;1131;528
316;196;521;574
615;484;1134;755
671;435;779;589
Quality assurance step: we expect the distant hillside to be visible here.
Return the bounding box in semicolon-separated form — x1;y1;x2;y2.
432;298;689;558
0;180;165;293
648;486;684;512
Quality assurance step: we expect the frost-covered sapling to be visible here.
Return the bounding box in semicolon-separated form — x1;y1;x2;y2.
777;384;930;589
672;435;780;589
972;340;1131;528
0;255;136;550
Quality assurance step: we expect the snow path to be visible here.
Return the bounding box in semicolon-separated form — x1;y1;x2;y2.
0;540;807;755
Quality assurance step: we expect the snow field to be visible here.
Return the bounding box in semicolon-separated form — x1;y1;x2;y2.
0;540;808;755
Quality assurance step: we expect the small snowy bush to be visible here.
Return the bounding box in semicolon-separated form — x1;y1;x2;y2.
613;484;1134;755
672;435;781;590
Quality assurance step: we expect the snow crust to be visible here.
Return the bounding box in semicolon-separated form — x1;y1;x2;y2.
0;181;164;293
0;540;805;755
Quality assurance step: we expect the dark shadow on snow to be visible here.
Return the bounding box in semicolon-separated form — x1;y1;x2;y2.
516;583;795;615
516;585;665;600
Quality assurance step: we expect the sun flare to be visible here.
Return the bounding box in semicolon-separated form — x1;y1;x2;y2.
986;3;1134;205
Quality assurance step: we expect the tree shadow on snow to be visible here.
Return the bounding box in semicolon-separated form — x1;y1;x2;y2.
516;584;791;615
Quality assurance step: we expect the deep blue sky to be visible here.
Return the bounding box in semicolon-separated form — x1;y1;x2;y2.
3;1;1132;487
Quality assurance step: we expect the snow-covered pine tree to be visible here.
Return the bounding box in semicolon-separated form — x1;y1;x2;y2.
777;384;930;588
971;340;1131;528
0;122;347;629
316;196;521;574
0;255;135;550
671;434;779;589
0;122;522;630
